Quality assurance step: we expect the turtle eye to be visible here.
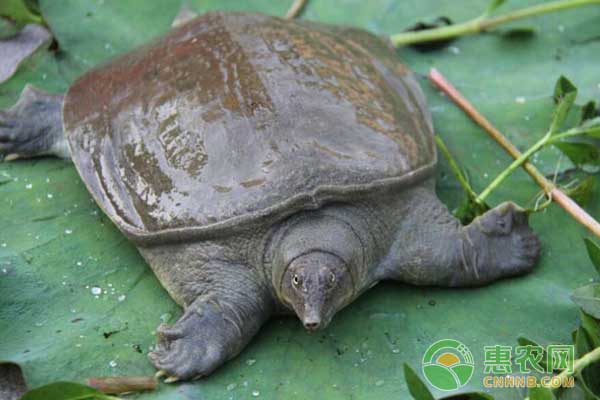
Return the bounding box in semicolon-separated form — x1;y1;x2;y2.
327;272;336;288
292;274;302;287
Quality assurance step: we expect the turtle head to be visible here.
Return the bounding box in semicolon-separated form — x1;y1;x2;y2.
281;252;353;331
272;212;362;331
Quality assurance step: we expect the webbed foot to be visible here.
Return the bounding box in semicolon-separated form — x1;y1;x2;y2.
0;85;67;160
148;300;247;381
461;202;540;284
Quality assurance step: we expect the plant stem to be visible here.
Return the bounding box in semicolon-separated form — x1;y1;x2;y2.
390;0;600;47
476;133;549;203
428;68;600;238
285;0;308;19
86;376;156;394
554;346;600;383
434;135;478;199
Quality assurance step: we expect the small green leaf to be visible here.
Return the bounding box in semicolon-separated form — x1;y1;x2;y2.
518;336;540;347
404;16;455;51
0;0;42;26
553;142;599;169
581;101;599;123
498;26;536;39
550;76;578;135
22;0;41;16
572;284;600;319
455;197;491;225
442;392;496;399
485;0;506;15
554;75;578;102
585;239;600;275
403;363;435;400
578;116;600;138
0;16;18;39
576;327;600;398
581;311;600;349
517;336;548;369
563;176;595;207
575;326;592;358
20;382;119;400
528;386;557;400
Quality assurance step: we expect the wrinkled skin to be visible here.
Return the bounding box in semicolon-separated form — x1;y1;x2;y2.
0;12;540;382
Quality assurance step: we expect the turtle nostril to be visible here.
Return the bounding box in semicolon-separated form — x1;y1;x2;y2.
304;321;320;330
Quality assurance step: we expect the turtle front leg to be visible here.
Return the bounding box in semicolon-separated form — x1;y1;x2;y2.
380;187;540;287
0;85;69;160
148;262;272;381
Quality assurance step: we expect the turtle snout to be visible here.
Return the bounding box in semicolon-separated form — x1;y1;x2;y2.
302;312;322;331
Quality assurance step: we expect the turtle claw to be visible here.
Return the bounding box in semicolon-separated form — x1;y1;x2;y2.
164;375;180;384
148;300;241;380
154;370;167;380
153;369;179;384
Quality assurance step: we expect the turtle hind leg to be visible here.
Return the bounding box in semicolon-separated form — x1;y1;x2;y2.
379;185;540;287
0;85;69;161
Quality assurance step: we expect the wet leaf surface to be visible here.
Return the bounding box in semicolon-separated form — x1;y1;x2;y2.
0;1;599;399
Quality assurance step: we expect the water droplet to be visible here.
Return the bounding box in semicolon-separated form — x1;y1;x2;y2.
47;193;53;199
252;390;260;397
65;229;73;235
1;243;6;247
91;287;102;295
118;294;126;302
448;46;460;55
109;360;117;367
226;383;237;391
515;96;526;104
76;261;83;266
375;379;385;387
25;183;32;189
392;348;400;354
557;25;565;32
246;359;256;366
160;313;172;323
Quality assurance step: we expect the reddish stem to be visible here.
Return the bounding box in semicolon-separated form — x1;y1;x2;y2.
428;68;600;238
86;376;156;394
